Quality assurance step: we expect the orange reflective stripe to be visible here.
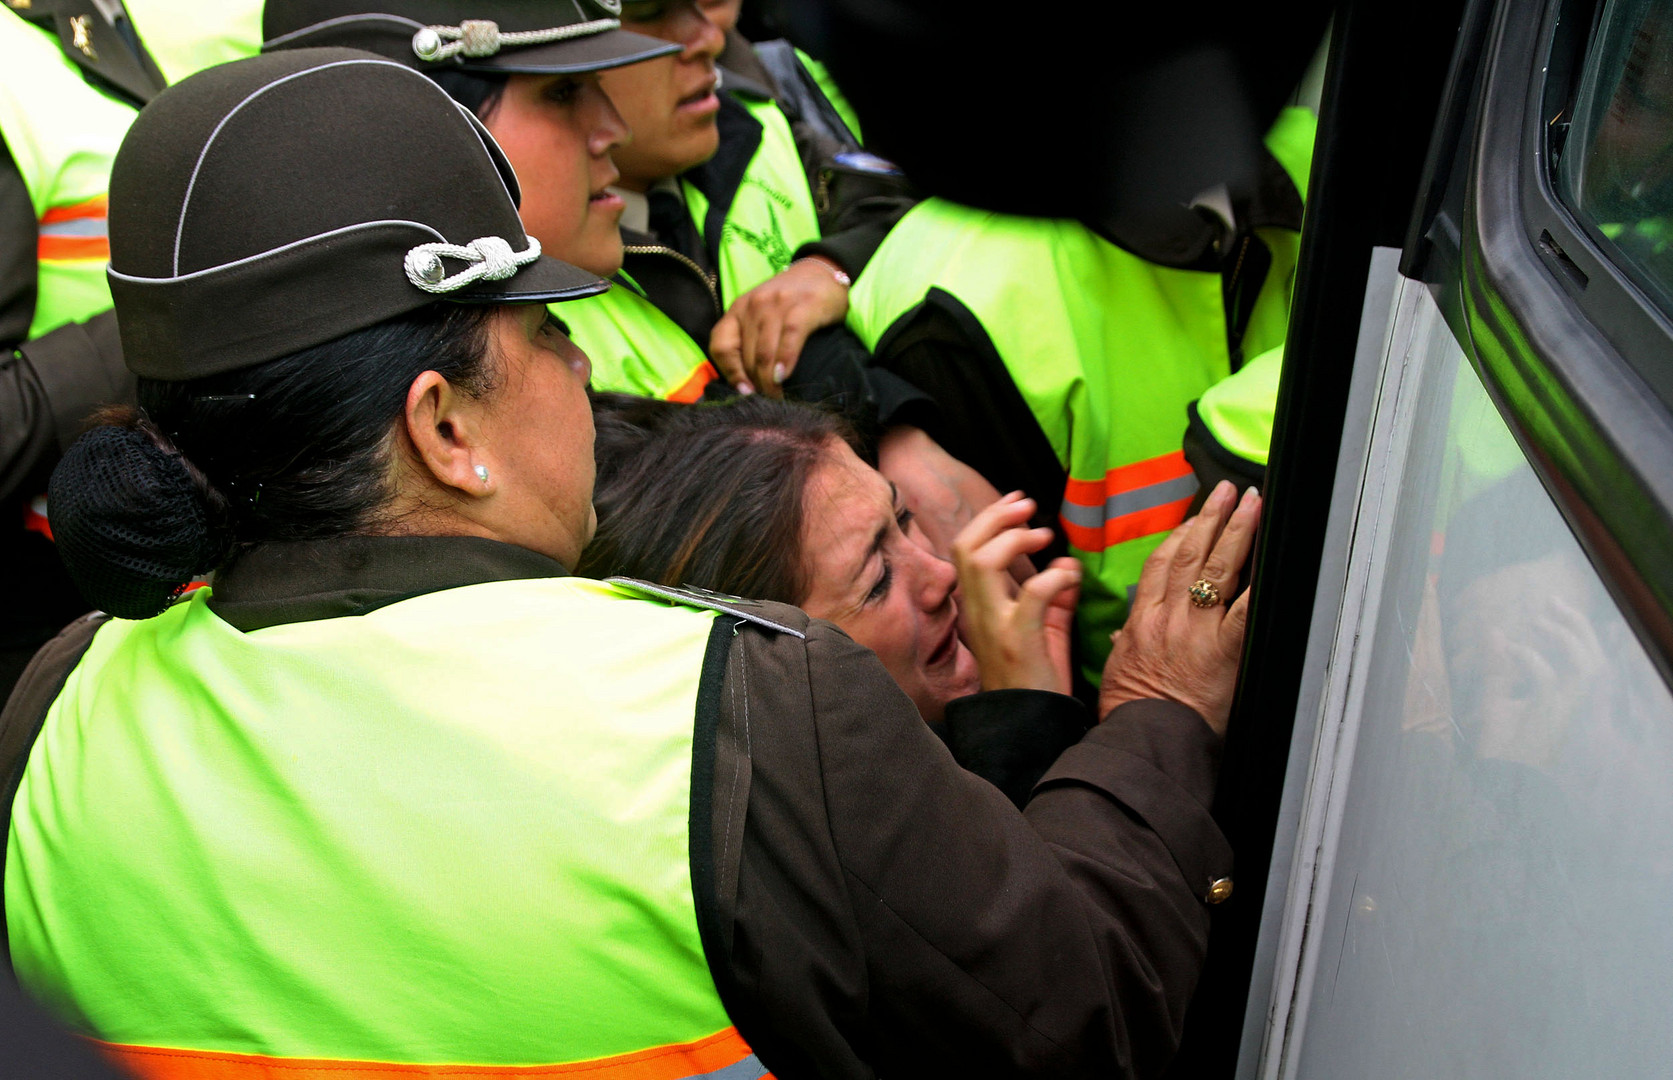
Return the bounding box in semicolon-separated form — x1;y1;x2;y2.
1059;450;1198;552
95;1027;770;1080
1061;450;1192;508
666;360;719;403
39;196;110;262
38;235;110;261
40;195;108;225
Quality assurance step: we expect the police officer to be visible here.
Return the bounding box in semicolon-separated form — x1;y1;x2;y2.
564;0;918;414
3;48;1259;1080
0;0;261;697
258;0;923;425
847;105;1316;685
260;0;989;563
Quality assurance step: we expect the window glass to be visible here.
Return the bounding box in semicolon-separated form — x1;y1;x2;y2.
1287;286;1673;1079
1558;0;1673;314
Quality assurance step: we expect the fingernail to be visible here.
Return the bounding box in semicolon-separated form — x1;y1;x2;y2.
773;363;786;384
1241;486;1259;505
737;382;754;396
1215;479;1236;502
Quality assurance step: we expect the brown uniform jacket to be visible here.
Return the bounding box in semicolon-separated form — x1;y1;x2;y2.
0;536;1233;1079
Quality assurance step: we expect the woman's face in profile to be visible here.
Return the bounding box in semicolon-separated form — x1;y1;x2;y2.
483;73;631;277
797;441;981;723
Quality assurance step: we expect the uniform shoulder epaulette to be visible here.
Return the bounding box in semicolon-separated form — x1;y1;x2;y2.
606;577;806;638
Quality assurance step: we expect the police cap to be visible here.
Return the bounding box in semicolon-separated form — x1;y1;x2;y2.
261;0;679;75
107;48;607;381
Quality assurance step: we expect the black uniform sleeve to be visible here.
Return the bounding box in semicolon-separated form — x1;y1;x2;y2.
699;614;1231;1080
866;288;1069;559
0;135;38;354
1182;401;1266;513
934;688;1092;808
784;323;937;441
2;310;133;505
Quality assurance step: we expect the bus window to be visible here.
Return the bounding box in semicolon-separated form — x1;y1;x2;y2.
1559;0;1673;333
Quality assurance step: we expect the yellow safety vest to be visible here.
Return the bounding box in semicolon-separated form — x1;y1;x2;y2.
7;576;767;1080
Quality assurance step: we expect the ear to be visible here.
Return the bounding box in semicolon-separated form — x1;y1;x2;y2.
404;370;492;497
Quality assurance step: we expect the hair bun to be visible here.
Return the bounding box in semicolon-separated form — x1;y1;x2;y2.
48;422;232;620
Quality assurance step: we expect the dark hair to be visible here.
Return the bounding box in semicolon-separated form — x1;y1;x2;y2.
578;392;858;603
429;69;512;122
49;303;496;619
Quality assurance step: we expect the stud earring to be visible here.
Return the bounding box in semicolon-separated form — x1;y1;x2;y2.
474;464;490;485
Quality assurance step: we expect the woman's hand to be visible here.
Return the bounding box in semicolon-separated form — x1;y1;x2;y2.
708;257;850;396
952;492;1082;696
1099;480;1261;733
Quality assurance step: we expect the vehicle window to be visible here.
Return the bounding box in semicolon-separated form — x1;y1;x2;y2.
1558;0;1673;316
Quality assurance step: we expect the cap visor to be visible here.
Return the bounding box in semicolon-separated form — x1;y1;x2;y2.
464;28;680;74
450;253;609;305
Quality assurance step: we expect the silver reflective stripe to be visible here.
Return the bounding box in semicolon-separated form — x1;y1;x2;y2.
675;1055;768;1080
39;217;107;237
1059;472;1200;530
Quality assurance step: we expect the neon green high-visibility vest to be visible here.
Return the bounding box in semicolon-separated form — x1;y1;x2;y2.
562;278;719;401
0;8;133;340
1188;106;1318;472
0;3;263;343
122;0;262;86
6;576;761;1078
1194;342;1285;467
850;202;1266;679
683;94;823;306
849;112;1314;680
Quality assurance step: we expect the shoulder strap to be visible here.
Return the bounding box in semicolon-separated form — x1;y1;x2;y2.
753;39;859;153
11;0;166;106
1;610;108;969
606;577;807;638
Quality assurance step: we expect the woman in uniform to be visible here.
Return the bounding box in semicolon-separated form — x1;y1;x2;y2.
259;0;993;565
2;49;1257;1080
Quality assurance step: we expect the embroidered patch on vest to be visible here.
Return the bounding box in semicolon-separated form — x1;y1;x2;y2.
606;577;805;638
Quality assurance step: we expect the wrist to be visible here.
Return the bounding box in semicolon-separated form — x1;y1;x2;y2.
795;255;851;289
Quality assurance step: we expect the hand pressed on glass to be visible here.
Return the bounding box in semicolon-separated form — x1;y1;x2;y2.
1099;480;1262;733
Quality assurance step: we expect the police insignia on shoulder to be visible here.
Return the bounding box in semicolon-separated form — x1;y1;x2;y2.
69;13;98;59
606;577;805;638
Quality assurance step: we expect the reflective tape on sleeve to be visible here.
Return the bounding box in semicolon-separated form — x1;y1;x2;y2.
1059;450;1199;552
38;195;109;262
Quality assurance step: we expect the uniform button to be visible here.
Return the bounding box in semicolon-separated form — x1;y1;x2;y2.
413;252;446;285
1205;877;1234;904
411;27;443;61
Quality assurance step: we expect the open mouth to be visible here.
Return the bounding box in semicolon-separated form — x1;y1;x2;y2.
926;617;959;669
676;76;720;111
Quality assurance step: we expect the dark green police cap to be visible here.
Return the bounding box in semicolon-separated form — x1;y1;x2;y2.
261;0;680;75
107;48;608;381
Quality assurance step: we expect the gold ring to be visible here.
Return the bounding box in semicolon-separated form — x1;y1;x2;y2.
1187;579;1221;608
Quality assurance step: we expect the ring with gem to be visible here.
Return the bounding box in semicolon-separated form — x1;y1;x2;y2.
1187;579;1221;608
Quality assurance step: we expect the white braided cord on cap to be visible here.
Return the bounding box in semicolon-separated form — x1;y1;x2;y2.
404;234;542;293
412;18;621;61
